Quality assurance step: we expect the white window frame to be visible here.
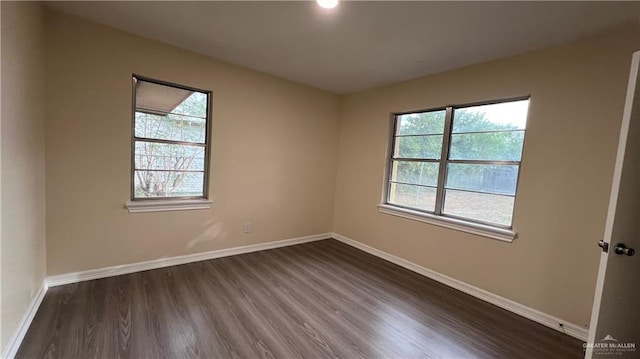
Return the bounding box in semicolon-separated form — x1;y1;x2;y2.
379;96;530;242
125;75;213;213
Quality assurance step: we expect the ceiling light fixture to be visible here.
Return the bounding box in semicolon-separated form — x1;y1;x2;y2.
317;0;339;9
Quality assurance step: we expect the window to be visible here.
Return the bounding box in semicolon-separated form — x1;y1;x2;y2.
129;76;212;207
383;97;529;238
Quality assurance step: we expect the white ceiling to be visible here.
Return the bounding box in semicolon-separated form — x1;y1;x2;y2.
46;1;640;94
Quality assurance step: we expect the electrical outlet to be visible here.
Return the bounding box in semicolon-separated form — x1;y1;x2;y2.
243;223;251;234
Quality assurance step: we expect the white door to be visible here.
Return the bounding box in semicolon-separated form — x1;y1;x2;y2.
585;51;640;359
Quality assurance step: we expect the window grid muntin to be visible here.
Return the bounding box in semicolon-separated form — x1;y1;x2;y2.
133;140;206;173
442;185;516;198
388;181;439;189
448;131;525;162
134;111;207;144
390;160;440;187
386;97;529;229
131;75;212;201
444;163;520;196
387;182;438;213
442;188;516;227
393;134;444;160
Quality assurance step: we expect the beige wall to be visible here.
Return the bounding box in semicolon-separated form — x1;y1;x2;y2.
333;25;640;329
1;2;47;352
44;11;340;275
29;5;640;338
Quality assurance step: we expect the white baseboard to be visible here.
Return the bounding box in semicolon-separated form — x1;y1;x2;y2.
331;232;589;342
7;231;586;359
47;233;332;287
5;233;330;357
2;280;48;359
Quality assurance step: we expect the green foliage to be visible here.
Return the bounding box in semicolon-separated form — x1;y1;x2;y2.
450;110;522;161
395;136;443;159
392;109;524;195
452;109;518;132
396;110;445;135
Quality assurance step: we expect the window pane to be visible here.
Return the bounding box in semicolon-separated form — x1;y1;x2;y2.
135;112;206;143
449;131;524;161
443;189;514;226
390;161;439;186
394;135;443;159
446;164;519;195
134;170;204;198
134;141;205;171
133;78;210;200
452;100;529;133
388;183;437;212
396;110;446;135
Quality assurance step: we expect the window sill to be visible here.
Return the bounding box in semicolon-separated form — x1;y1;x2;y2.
377;204;516;242
125;199;213;213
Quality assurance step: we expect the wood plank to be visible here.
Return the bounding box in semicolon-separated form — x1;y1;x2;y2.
17;239;584;358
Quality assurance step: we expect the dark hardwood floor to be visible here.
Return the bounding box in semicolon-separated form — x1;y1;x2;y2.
18;239;584;358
